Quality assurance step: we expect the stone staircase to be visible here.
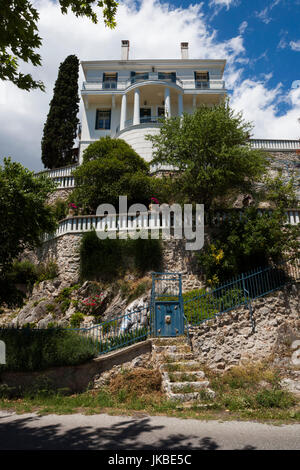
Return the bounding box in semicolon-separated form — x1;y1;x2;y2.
151;336;215;402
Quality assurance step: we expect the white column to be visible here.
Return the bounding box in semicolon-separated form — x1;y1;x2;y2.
192;95;196;109
120;93;127;131
133;88;140;125
178;93;183;117
164;87;171;118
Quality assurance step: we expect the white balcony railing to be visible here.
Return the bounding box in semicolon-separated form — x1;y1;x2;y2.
36;164;78;178
82;77;225;92
35;164;78;189
43;209;300;241
249;139;300;151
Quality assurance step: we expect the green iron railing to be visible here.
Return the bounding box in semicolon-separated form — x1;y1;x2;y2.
70;304;151;355
184;259;299;326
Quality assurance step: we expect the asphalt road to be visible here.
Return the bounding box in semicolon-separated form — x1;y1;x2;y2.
0;411;299;450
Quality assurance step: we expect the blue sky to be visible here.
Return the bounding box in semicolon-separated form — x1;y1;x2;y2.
0;0;299;171
172;0;300;115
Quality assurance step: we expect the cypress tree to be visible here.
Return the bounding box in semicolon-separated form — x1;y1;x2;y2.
41;55;80;169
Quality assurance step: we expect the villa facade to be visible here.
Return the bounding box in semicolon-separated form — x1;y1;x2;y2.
79;41;227;163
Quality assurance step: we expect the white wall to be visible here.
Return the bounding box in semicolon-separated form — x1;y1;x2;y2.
119;126;161;162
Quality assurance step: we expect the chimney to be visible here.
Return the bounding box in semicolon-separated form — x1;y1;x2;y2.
181;42;189;59
121;40;130;60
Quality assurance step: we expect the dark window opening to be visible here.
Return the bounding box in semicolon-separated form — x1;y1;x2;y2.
131;72;149;84
102;73;118;89
95;109;111;129
158;72;176;82
194;71;210;89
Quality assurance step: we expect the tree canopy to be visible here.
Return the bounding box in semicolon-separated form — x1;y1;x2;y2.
147;101;269;210
71;137;154;213
41;55;80;169
0;0;118;91
0;158;57;273
197;206;299;284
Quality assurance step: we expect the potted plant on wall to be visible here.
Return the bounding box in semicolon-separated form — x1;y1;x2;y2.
68;203;78;217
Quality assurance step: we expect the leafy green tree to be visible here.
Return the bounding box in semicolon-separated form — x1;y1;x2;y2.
147;101;269;210
261;169;299;208
0;0;118;91
71;137;153;212
41;55;80;169
197;207;299;284
0;158;57;273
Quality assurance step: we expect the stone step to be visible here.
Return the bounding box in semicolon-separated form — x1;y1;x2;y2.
167;370;206;381
151;337;188;346
152;344;191;354
161;360;202;372
169;381;210;393
163;352;195;362
165;390;215;402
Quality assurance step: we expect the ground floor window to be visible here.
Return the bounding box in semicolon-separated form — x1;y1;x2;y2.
95;109;111;129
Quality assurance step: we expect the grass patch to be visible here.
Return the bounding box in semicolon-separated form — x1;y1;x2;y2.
0;364;298;423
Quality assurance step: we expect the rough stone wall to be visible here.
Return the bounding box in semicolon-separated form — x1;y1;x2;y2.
162;239;203;292
268;150;299;165
190;284;300;371
24;235;202;291
25;234;81;285
47;188;72;205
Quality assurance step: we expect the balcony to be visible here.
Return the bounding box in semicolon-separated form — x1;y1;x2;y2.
195;81;210;89
102;81;118;89
116;115;165;134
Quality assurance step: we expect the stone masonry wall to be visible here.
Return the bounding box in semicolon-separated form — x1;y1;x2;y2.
25;234;203;290
25;234;81;285
190;284;300;370
47;188;72;205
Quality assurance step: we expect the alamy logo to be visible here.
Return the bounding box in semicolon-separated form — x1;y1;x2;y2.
95;196;204;250
0;340;5;364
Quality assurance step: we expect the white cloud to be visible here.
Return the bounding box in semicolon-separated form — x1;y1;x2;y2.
209;0;239;10
255;0;281;24
238;21;248;35
0;0;299;172
230;79;300;139
278;37;287;49
290;40;300;51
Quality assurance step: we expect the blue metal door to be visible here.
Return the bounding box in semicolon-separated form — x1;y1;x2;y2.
154;301;184;337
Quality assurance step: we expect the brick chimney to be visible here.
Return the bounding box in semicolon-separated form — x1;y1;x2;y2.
121;40;130;60
181;42;189;59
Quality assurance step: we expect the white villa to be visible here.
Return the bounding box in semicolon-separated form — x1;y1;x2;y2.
38;41;299;213
79;41;227;163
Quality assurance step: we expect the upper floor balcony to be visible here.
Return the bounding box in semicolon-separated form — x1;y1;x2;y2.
82;74;225;93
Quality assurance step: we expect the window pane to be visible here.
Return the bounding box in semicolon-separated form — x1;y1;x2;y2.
96;110;111;129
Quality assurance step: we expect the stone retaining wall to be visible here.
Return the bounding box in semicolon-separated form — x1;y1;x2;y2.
190;284;300;370
25;234;82;285
25;235;203;291
0;340;152;394
47;188;72;205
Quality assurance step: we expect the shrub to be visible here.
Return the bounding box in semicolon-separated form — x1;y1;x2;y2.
80;231;122;280
52;198;68;221
7;260;37;285
255;389;295;409
197;207;299;282
36;259;58;282
80;230;162;281
133;237;162;273
182;287;245;324
0;327;96;372
79;293;104;315
70;312;85;328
